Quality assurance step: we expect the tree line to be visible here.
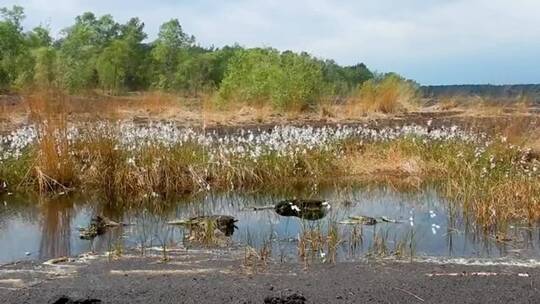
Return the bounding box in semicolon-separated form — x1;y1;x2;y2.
0;6;390;108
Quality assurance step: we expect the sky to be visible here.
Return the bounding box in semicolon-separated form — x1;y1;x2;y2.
3;0;540;85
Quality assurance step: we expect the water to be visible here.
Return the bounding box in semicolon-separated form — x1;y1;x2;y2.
1;185;539;264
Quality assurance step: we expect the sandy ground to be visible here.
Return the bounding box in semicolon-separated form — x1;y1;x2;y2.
0;248;538;303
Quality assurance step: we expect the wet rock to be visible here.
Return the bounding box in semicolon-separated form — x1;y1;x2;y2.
264;292;306;304
51;295;101;304
275;199;331;221
0;179;7;194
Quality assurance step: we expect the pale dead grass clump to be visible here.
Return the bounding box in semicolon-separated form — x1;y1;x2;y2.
459;96;533;117
463;99;507;116
438;97;459;111
140;92;180;116
346;75;418;117
340;146;425;178
25;92;77;193
527;135;540;155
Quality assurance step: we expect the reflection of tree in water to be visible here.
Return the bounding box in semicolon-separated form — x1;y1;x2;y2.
39;197;74;260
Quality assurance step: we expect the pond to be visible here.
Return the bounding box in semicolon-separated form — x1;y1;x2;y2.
0;185;539;264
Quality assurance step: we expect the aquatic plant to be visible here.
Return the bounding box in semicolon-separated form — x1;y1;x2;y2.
1;120;538;233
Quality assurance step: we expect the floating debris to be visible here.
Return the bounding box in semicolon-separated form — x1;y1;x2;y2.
0;179;7;194
347;215;378;225
169;215;238;237
79;216;121;240
43;257;69;265
340;215;403;226
274;199;331;221
380;216;402;223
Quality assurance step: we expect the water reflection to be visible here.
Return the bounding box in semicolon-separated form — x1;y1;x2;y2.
38;197;73;259
0;186;539;264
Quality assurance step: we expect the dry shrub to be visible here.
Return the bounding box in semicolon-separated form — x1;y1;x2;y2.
348;74;418;115
438;97;459;111
141;92;179;116
319;104;336;119
502;117;532;145
515;96;532;114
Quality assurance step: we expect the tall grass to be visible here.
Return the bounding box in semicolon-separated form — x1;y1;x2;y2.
1;103;539;233
348;74;418;114
26;92;77;193
357;137;540;230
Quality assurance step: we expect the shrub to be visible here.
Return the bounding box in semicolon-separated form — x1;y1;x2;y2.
351;73;419;113
219;48;324;110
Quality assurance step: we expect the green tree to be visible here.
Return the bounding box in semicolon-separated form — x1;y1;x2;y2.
32;46;56;89
321;60;373;96
175;50;217;95
209;44;243;87
151;19;194;90
26;26;52;48
118;17;149;90
219;48;324;109
57;12;121;92
0;5;28;90
96;39;130;93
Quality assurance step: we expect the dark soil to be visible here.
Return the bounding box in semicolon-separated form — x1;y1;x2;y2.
0;249;538;304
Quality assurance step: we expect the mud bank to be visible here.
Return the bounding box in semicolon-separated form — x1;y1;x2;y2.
0;248;538;304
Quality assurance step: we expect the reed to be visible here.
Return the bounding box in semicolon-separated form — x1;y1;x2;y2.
1;112;539;234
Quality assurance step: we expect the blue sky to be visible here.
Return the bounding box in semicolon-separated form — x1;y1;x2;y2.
4;0;540;85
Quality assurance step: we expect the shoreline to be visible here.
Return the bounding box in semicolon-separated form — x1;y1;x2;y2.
1;247;539;303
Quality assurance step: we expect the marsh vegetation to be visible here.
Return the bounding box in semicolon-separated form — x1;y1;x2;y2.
1;5;540;267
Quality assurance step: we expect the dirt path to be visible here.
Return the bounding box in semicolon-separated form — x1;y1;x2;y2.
1;249;538;303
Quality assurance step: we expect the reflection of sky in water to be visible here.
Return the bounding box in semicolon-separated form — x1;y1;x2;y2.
0;186;539;264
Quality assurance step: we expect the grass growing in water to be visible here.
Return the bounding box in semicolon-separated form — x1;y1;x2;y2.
1;118;539;233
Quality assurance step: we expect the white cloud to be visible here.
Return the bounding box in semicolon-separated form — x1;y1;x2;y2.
5;0;540;84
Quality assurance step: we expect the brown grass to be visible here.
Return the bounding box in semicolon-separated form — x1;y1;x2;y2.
336;142;427;190
438;97;459;111
346;76;418;116
25;92;77;193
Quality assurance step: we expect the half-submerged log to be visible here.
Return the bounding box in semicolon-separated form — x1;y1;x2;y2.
0;179;7;194
79;216;120;240
274;199;331;221
340;215;402;225
169;215;238;237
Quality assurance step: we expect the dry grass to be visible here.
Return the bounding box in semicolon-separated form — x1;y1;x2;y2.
347;76;418;115
25;92;77;193
2;91;540;235
438;97;459;111
457;96;532;117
